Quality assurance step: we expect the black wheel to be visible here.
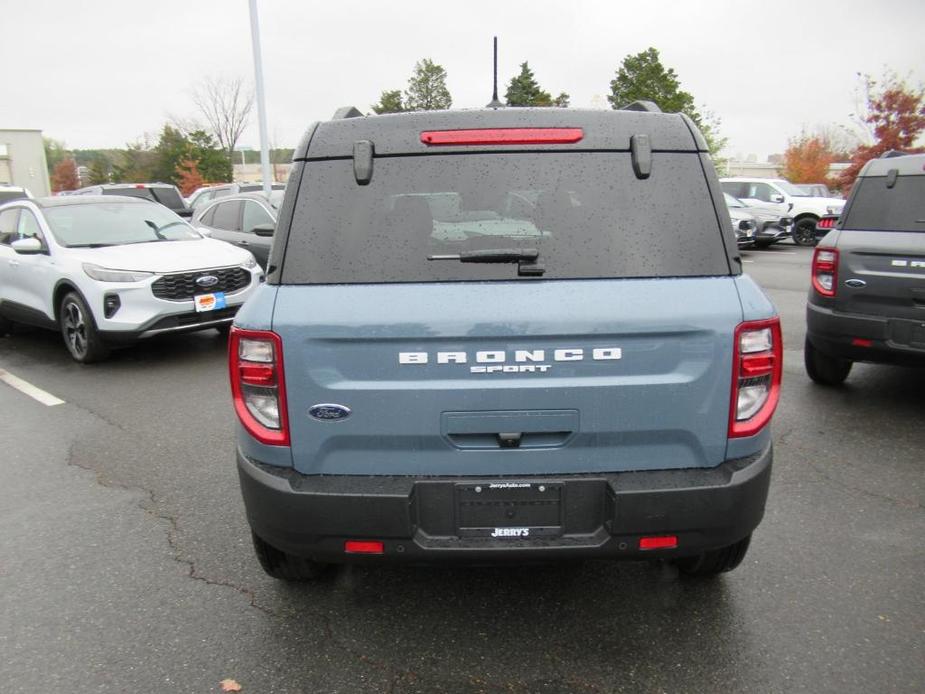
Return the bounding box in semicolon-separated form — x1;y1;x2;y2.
252;532;330;581
793;218;818;246
804;338;852;386
672;534;752;577
59;292;110;363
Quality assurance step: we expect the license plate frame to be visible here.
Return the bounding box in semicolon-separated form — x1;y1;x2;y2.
455;481;563;538
194;292;227;313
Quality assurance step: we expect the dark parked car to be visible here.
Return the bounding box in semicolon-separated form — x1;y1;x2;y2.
73;183;193;218
814;213;838;242
193;193;275;268
805;152;925;385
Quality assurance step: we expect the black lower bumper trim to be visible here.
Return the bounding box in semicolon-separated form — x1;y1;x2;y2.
807;302;925;365
237;445;773;564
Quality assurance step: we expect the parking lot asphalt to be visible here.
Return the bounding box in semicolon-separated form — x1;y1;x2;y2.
1;243;923;693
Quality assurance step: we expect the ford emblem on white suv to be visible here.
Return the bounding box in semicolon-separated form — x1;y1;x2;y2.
196;275;220;288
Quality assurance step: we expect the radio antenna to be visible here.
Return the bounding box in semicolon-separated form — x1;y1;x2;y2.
486;36;504;108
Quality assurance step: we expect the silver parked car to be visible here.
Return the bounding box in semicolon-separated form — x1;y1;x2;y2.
725;194;792;249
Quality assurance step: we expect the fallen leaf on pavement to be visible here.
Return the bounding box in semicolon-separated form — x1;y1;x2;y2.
220;679;242;692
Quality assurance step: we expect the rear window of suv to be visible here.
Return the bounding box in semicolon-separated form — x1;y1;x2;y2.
282;152;730;283
842;175;925;232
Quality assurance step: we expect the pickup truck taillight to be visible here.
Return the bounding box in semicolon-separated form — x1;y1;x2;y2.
812;248;839;297
729;318;782;438
229;328;290;446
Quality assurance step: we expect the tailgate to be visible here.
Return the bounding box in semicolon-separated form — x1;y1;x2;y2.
273;278;743;476
835;230;925;320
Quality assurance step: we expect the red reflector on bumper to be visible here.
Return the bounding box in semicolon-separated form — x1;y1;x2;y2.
345;540;384;555
639;535;678;550
421;128;584;146
851;338;873;347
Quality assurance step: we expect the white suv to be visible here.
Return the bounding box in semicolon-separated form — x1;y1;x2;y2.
0;196;262;362
720;177;845;246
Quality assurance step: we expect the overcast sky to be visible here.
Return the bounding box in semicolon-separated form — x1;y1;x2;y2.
3;0;923;160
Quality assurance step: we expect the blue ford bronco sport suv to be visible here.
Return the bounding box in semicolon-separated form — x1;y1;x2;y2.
230;103;782;580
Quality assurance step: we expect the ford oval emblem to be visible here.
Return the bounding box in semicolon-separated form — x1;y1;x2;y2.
196;274;219;288
309;404;351;421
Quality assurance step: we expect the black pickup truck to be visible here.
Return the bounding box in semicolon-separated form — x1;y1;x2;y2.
805;153;925;384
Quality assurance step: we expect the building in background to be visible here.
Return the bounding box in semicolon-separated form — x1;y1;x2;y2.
0;129;50;196
232;162;291;184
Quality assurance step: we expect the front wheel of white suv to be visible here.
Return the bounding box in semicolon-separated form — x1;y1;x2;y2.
59;292;110;363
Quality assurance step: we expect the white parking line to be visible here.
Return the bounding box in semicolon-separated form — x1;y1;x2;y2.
0;369;66;406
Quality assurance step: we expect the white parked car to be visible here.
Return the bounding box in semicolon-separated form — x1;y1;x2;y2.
0;185;32;204
720;177;845;246
0;195;262;362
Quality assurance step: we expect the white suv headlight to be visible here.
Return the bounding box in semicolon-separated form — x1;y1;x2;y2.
242;255;258;270
82;263;154;283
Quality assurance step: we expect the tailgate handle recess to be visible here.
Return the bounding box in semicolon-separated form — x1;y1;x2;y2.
442;409;579;450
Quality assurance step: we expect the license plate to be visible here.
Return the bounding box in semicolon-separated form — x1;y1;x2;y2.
456;481;563;538
194;292;227;313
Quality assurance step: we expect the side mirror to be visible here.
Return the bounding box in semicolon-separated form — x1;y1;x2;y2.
252;223;275;237
769;194;785;204
11;237;45;255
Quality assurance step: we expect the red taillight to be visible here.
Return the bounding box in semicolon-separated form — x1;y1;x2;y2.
639;535;678;550
345;540;384;555
420;128;584;146
229;328;289;446
812;248;839;297
729;318;782;438
817;217;836;230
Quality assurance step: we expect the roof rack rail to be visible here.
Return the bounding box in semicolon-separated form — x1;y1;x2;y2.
621;100;662;113
879;149;909;159
332;106;364;120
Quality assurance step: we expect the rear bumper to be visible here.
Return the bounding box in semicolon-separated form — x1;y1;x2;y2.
237;443;773;564
807;302;925;365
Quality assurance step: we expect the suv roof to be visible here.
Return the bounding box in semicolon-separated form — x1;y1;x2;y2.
294;107;708;160
860;153;925;177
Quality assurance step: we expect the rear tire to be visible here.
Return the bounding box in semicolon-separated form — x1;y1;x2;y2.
252;532;330;581
793;218;818;246
672;534;752;577
59;292;110;363
804;338;852;386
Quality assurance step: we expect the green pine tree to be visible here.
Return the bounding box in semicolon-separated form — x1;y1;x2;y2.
404;59;452;111
608;47;725;157
371;90;405;114
505;62;552;106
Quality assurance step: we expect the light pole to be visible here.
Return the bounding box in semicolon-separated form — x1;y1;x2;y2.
248;0;272;198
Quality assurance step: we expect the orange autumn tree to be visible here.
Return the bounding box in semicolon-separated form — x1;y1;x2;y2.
838;73;925;192
781;135;836;185
51;158;79;192
175;158;205;196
